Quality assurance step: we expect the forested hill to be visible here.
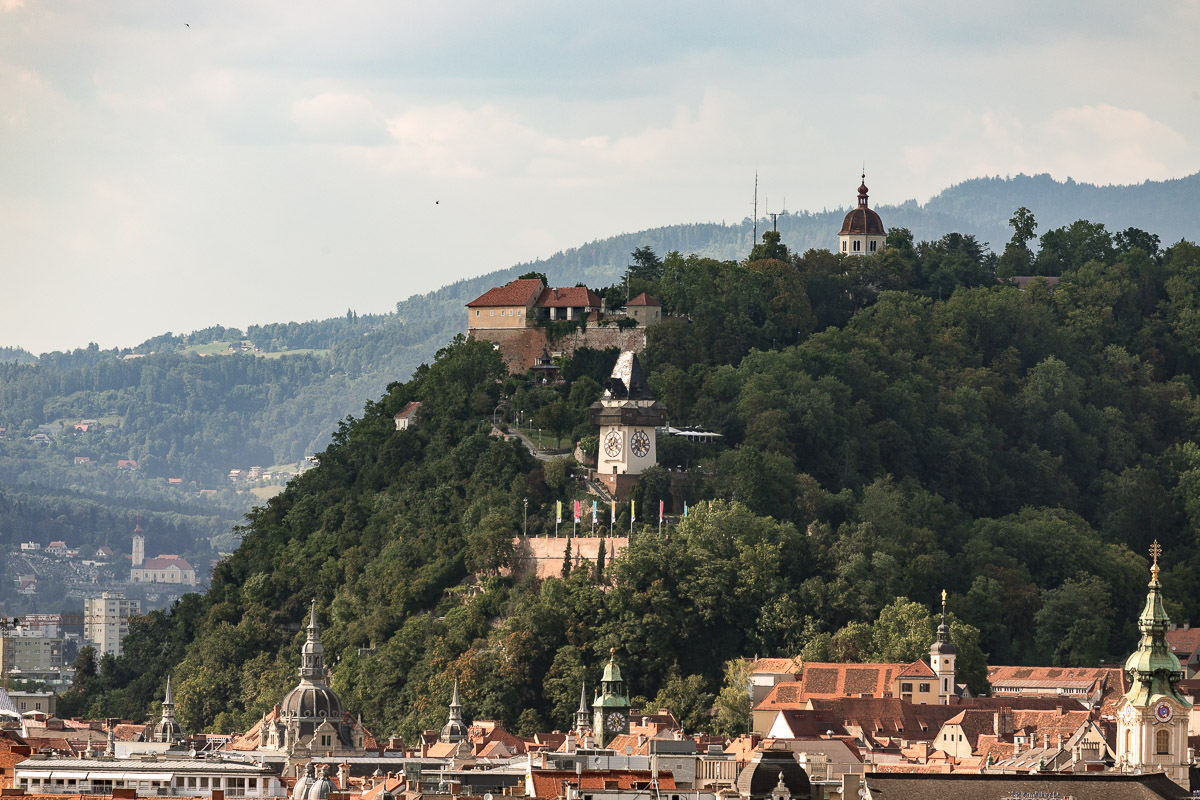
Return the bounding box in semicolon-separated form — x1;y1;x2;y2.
1;172;1196;609
63;221;1200;744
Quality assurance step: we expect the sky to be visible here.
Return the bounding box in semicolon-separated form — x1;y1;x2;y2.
2;1;1199;354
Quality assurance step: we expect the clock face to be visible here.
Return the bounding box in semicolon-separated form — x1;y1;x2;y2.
1121;703;1135;724
630;430;651;458
604;430;623;458
606;711;626;733
1155;701;1174;723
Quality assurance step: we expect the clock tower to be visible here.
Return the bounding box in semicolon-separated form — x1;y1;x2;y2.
592;649;630;748
1116;541;1191;790
589;352;667;500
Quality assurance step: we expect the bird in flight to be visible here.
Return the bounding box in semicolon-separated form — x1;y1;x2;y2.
435;200;440;205
185;23;190;27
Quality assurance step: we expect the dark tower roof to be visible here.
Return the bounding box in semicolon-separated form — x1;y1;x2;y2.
604;352;654;401
281;601;345;723
439;680;469;743
735;745;812;799
839;174;885;237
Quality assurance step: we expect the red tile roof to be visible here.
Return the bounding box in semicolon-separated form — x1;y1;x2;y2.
528;770;675;799
752;657;803;675
536;286;603;308
394;401;422;420
626;293;661;307
896;660;937;678
1167;627;1200;659
467;278;545;308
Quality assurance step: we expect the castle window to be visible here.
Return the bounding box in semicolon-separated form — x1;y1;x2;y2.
870;240;877;252
1156;729;1169;754
842;241;847;252
919;683;930;692
853;240;861;252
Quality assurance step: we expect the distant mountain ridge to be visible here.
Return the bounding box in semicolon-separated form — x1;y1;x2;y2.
396;172;1200;329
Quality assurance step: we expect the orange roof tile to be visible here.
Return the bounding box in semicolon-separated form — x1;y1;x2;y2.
751;657;802;675
626;293;661;307
467;279;545;308
1167;627;1200;659
528;770;675;799
536;286;603;308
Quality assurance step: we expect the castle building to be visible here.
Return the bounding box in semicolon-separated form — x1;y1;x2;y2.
588;352;667;500
592;650;630;749
1115;542;1191;789
838;174;886;255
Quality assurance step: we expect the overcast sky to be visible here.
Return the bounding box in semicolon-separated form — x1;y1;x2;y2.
3;1;1199;354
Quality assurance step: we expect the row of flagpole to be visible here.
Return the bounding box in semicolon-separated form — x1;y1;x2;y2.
550;498;696;536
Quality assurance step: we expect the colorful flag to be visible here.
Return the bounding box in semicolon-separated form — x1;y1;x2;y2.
556;500;562;523
631;499;636;522
684;502;689;517
659;499;664;520
592;500;598;522
611;499;616;525
574;499;581;522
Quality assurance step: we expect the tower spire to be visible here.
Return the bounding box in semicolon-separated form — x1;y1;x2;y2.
298;600;326;682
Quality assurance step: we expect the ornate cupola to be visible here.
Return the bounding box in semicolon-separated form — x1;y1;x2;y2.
930;590;957;705
592;649;630;748
838;173;886;256
1116;542;1192;790
439;680;469;744
280;601;347;749
151;675;183;744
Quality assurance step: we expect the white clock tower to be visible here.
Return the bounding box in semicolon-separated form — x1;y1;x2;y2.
1116;541;1191;790
589;352;666;499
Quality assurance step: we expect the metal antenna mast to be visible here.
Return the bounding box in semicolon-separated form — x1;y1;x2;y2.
752;171;758;243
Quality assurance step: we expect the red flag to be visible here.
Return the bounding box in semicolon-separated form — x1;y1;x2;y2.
659;499;664;519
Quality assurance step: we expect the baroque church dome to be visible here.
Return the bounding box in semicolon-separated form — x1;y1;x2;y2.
281;602;344;723
839;177;885;237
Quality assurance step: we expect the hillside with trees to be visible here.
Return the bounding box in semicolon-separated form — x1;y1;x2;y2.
3;172;1198;611
56;207;1200;744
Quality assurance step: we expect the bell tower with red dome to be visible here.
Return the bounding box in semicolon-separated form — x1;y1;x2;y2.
838;173;887;256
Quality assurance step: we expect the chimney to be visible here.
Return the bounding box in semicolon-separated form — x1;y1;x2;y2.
1042;734;1049;749
1056;734;1064;750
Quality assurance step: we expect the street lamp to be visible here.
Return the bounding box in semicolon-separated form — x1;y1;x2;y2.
523;498;529;538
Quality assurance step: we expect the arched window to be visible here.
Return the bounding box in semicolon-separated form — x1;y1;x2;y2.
1156;728;1170;755
1124;729;1131;754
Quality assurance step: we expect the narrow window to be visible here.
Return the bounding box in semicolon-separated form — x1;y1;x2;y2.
1156;729;1170;754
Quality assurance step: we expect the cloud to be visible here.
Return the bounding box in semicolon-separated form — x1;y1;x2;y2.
291;91;388;145
902;104;1188;192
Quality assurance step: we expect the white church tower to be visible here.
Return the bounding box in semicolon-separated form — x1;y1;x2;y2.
930;590;957;705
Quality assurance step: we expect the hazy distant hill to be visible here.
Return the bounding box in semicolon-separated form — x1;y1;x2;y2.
398;172;1200;330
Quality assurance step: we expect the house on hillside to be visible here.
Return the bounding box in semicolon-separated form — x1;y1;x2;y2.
625;293;662;326
394;401;422;431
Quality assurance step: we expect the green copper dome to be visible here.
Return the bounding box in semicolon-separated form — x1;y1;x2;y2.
1122;542;1191;709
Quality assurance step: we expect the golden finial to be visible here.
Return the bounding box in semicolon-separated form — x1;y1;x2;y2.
610;647;616;658
1150;540;1162;581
